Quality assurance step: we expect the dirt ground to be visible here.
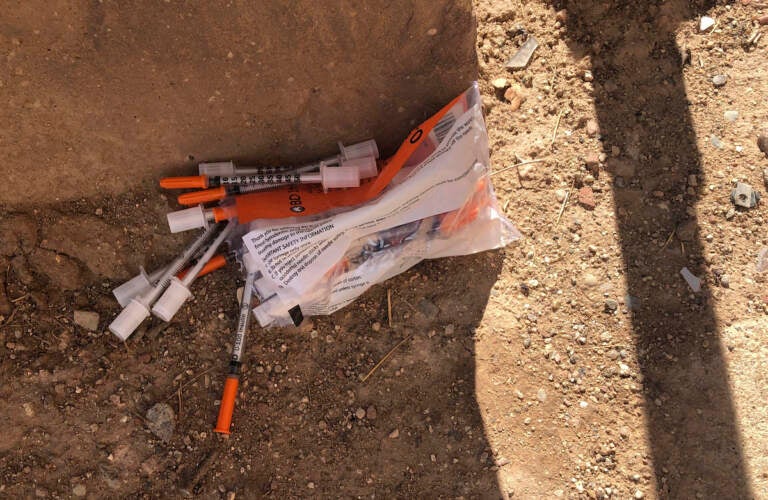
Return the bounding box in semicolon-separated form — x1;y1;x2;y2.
2;0;768;499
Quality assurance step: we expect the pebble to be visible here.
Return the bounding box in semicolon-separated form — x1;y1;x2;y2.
504;86;524;111
758;14;768;26
583;273;599;287
491;77;509;90
555;189;567;203
72;485;87;497
619;363;631;377
355;408;366;420
731;182;760;209
366;406;377;420
720;274;730;288
73;310;100;331
763;168;768;190
712;74;727;87
758;133;768;157
578;187;596;210
371;322;381;332
586;120;599;137
146;403;175;442
724;110;739;122
388;429;399;439
585;153;600;174
600;331;612;342
583;71;594;82
710;135;724;149
634;490;645;499
700;16;715;32
537;388;547;402
604;299;618;313
725;208;736;220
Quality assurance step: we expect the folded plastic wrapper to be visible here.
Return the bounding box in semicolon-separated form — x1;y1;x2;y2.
240;84;520;327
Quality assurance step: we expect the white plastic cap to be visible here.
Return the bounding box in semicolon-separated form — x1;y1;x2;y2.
151;277;193;322
167;205;208;233
339;139;379;161
109;299;150;341
198;161;235;177
343;156;378;179
112;269;152;307
321;164;360;191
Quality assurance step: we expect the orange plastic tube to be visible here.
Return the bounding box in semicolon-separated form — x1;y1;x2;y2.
176;253;227;280
159;175;209;189
177;186;227;206
214;375;240;435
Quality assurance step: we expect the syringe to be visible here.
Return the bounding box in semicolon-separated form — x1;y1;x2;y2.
214;270;258;435
151;219;237;322
112;254;229;307
175;160;376;206
161;156;378;192
109;223;219;340
197;139;379;177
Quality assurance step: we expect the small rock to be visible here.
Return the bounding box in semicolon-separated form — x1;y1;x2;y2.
388;429;399;439
731;182;760;209
146;403;175;442
762;168;768;190
600;331;612;342
619;426;630;438
504;85;525;111
355;408;366;420
72;485;87;498
700;16;715;32
585;153;600;174
491;77;509;90
724;110;739;122
583;273;599;287
578;187;596;210
758;14;768;26
366;406;377;420
712;74;727;87
719;274;730;288
536;388;547;402
710;135;724;149
417;299;439;321
73;310;100;331
757;133;768;157
676;219;697;242
583;71;594;82
634;490;645;500
725;208;736;220
604;299;618;313
555;9;568;24
688;174;698;187
555;189;567;203
523;336;531;348
619;363;631;377
371;322;381;332
586;120;599;137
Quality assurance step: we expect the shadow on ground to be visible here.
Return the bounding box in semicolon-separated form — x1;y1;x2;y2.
554;0;752;497
0;195;504;498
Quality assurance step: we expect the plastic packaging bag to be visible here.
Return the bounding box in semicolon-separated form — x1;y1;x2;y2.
241;83;520;327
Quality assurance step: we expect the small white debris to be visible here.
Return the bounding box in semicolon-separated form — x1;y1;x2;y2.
700;16;715;32
680;267;702;293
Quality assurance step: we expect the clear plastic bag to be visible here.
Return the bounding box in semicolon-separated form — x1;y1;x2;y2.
242;84;520;327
